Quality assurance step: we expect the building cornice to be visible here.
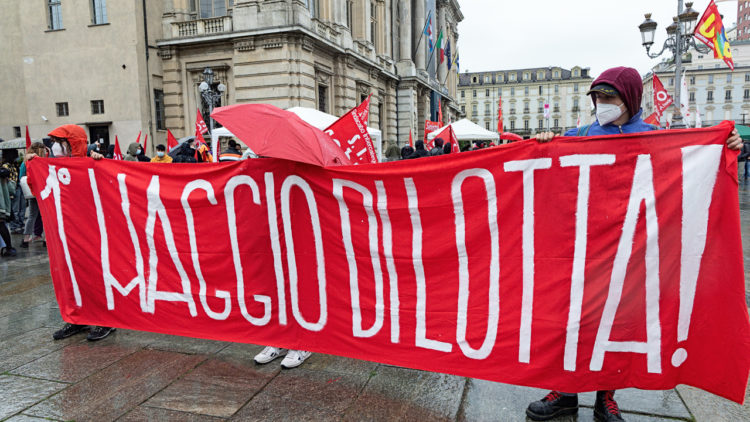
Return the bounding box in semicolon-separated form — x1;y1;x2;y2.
156;25;400;82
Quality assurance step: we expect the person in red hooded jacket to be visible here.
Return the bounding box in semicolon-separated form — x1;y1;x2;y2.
526;67;742;422
27;125;116;341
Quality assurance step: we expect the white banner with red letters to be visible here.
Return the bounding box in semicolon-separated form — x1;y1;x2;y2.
29;122;750;402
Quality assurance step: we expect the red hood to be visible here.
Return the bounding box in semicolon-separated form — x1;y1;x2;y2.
590;66;643;118
48;124;88;158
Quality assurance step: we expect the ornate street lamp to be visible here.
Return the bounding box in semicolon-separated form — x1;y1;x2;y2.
638;1;709;128
198;67;226;134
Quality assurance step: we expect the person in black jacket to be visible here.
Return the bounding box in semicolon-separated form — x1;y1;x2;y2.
400;146;414;160
408;140;430;159
740;142;749;180
170;138;198;163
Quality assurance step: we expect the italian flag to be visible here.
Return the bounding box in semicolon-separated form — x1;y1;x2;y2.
436;30;444;63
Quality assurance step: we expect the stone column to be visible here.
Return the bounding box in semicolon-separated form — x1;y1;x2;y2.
398;0;411;61
414;0;425;71
397;81;417;146
437;4;446;84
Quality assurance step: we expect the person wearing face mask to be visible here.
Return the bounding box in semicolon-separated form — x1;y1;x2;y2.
150;144;173;163
526;67;743;422
124;142;141;161
136;145;150;162
25;125;115;341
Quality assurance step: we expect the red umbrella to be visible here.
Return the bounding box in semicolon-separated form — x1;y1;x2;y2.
500;132;523;142
211;104;351;167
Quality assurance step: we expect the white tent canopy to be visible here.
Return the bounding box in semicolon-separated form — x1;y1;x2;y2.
210;126;254;153
286;106;383;159
0;138;29;150
426;119;500;142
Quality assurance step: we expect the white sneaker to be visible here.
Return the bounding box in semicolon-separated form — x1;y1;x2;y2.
280;350;312;369
254;346;287;364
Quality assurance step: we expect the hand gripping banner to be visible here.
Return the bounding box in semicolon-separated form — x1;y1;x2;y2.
29;121;750;402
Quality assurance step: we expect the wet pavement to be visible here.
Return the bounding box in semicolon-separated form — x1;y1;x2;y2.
0;179;749;421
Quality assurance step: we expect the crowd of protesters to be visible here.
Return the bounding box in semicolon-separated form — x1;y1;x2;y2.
395;138;500;161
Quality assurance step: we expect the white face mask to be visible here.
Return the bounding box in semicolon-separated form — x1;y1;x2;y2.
596;103;625;126
51;142;67;157
157;151;165;157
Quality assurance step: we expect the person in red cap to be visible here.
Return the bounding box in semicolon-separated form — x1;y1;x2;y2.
526;67;743;422
27;125;116;341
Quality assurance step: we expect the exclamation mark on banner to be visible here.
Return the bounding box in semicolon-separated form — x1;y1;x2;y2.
673;145;722;367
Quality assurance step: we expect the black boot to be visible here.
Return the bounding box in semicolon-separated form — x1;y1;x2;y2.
594;390;625;422
526;391;578;421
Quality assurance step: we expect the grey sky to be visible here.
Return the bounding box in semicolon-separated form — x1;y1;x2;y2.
455;0;738;78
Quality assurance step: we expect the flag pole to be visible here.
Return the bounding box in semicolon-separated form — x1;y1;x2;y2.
412;10;432;59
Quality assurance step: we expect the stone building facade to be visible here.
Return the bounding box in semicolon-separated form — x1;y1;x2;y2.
158;0;463;149
1;0;463;153
0;0;163;148
457;67;594;138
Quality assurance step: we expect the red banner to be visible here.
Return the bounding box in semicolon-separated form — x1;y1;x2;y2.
324;96;378;165
29;122;749;402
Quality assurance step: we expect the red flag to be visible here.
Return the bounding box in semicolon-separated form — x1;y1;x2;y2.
357;94;371;124
409;130;414;148
195;129;206;146
694;0;734;70
166;129;178;150
324;96;378;165
25;126;31;150
423;120;443;141
428;124;458;153
653;75;673;121
644;112;660;126
666;120;671;130
497;97;503;133
135;131;141;145
196;109;209;135
438;98;443;125
112;136;123;160
142;134;148;153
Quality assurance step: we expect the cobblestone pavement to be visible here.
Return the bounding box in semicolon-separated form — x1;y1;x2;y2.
0;180;748;422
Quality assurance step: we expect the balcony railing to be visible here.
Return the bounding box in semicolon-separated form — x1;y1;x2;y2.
172;16;232;38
